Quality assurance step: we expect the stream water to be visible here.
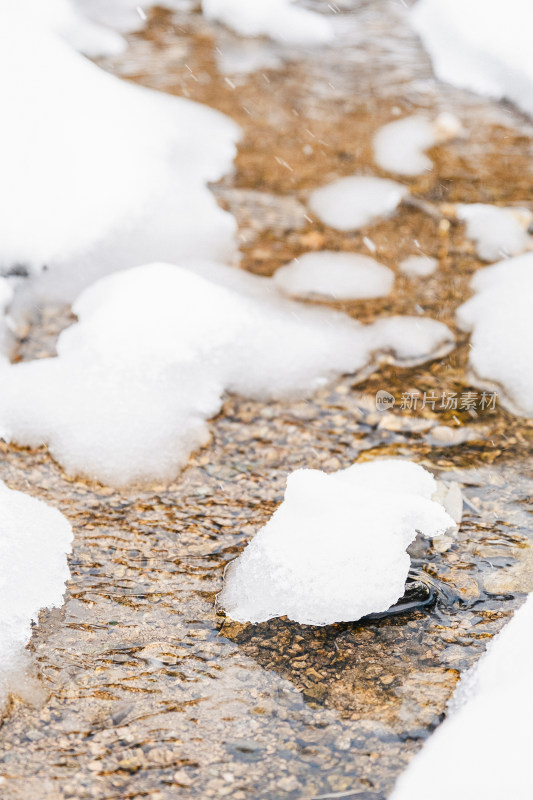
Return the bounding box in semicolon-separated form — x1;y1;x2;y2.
1;2;532;798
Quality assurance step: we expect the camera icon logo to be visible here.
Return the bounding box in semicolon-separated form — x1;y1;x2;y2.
375;390;395;412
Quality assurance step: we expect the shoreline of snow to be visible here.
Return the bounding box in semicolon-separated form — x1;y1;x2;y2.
391;594;533;800
412;0;533;120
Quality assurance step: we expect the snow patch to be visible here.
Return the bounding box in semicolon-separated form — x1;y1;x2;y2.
0;482;72;711
412;0;533;119
457;252;533;416
0;0;127;56
373;113;464;177
273;251;395;300
0;262;454;487
0;22;239;316
202;0;334;46
309;176;408;232
73;0;192;38
391;594;533;800
457;204;533;262
218;460;454;626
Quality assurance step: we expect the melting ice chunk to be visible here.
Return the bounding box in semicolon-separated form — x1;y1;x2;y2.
373;113;464;177
0;481;72;711
0;262;454;487
457;252;533;416
273;251;395;300
457;203;533;262
218;460;455;626
308;176;409;232
202;0;334;46
391;594;533;800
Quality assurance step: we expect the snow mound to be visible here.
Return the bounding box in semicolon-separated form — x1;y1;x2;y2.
9;0;193;56
0;0;127;56
0;22;239;314
309;176;408;232
273;251;395;300
373;113;464;177
457;252;533;416
457;204;533;262
391;594;533;800
399;255;438;277
202;0;334;46
412;0;533;119
73;0;192;38
0;482;72;710
0;262;454;487
218;460;455;626
360;316;453;362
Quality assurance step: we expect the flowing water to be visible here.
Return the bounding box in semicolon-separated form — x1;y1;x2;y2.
1;2;532;798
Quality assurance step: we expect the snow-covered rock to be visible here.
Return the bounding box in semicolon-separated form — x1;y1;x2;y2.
373;113;464;177
202;0;334;46
0;21;239;315
308;176;408;232
412;0;533;119
457;252;533;416
0;261;454;487
273;251;394;300
399;255;438;277
391;594;533;800
0;482;72;710
457;204;533;262
218;460;455;626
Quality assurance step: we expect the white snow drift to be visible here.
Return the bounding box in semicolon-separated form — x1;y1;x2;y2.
0;482;72;710
273;252;394;300
457;204;533;262
373;113;464;177
0;0;128;56
392;594;533;800
0;20;239;312
412;0;533;119
218;460;455;626
457;252;533;416
202;0;334;46
6;0;192;56
0;262;454;487
308;176;408;232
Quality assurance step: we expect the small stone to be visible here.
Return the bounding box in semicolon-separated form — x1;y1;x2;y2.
299;231;325;250
278;775;301;792
173;769;194;786
118;757;142;772
433;534;453;553
433;534;454;553
303;684;327;704
328;774;353;792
